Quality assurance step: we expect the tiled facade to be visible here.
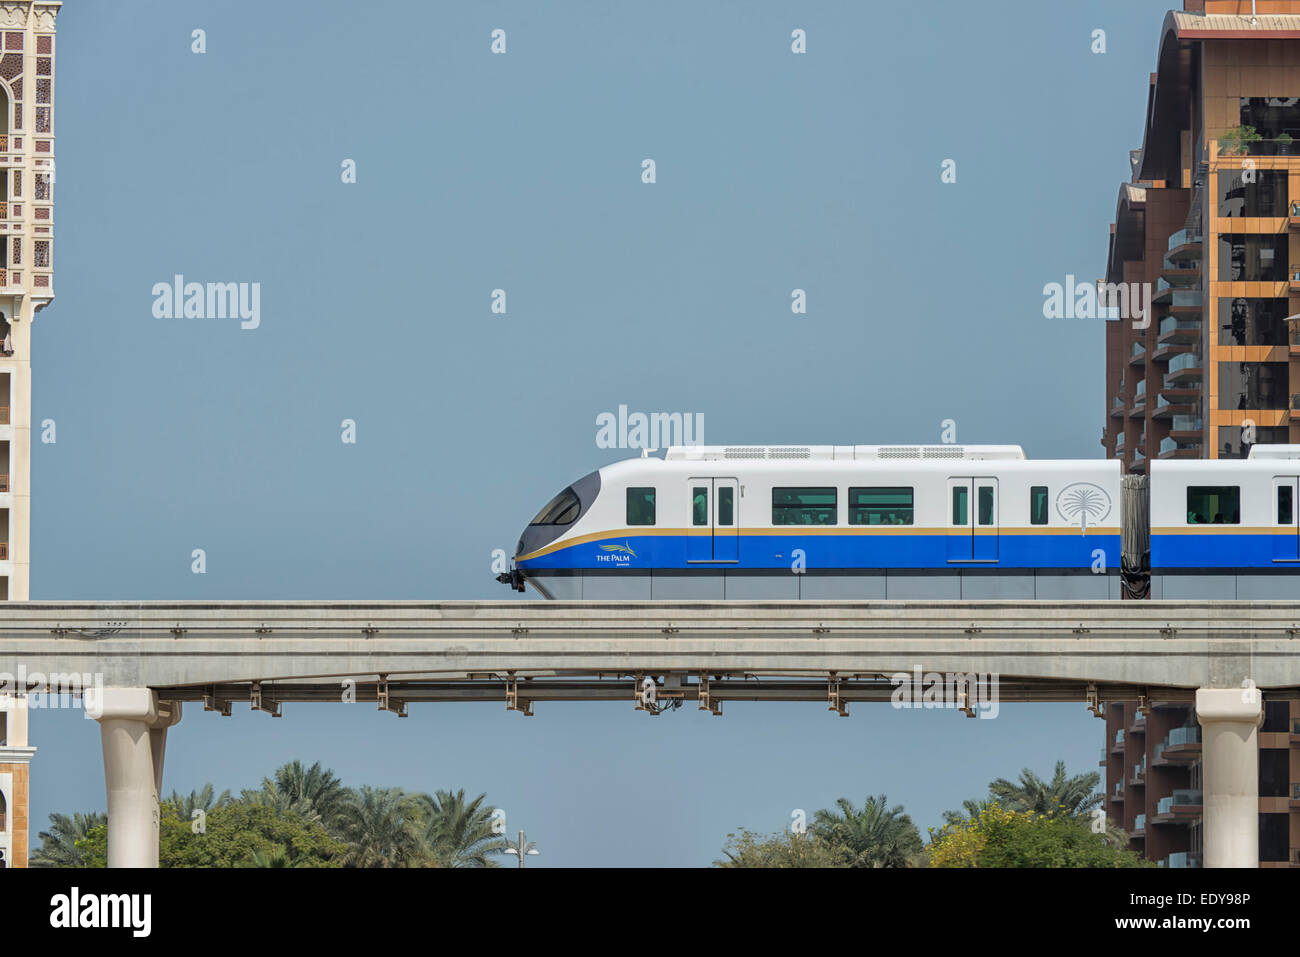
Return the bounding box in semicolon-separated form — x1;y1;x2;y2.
0;0;58;868
1101;0;1300;866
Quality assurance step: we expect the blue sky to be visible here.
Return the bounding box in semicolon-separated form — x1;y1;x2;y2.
27;0;1168;865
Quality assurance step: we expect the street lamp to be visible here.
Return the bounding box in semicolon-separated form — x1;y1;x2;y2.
502;830;540;869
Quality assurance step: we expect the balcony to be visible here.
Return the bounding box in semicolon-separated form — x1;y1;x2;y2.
1166;228;1203;263
1168;290;1202;316
1160;252;1200;286
1162;427;1202;458
1158;315;1200;343
1219;136;1299;157
1130;710;1146;733
1099;746;1107;767
1166;851;1201;869
1132;813;1146;836
1130;757;1146;785
1111;728;1126;753
1156;789;1203;817
1164;352;1202;387
1132;448;1147;469
1115;432;1126;451
1130;341;1147;367
1110;780;1125;802
1110;395;1124;418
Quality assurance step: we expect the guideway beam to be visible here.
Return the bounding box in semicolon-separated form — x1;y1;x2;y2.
86;688;182;868
1196;688;1262;869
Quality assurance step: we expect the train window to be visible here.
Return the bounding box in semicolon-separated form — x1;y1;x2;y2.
1030;486;1049;525
772;487;837;525
977;486;995;525
692;487;708;526
530;486;580;525
717;487;735;526
1186;486;1240;524
626;487;656;526
1279;486;1294;525
848;487;913;525
952;486;969;526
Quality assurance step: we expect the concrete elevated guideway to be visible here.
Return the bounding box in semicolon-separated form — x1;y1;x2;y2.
0;600;1293;868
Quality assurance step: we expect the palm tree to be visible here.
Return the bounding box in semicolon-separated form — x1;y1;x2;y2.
940;797;988;828
987;761;1102;817
335;786;424;868
30;811;106;867
243;844;293;868
813;795;923;868
417;789;507;867
167;783;232;820
241;761;349;832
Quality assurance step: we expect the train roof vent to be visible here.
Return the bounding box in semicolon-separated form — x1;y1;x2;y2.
865;445;1025;461
665;445;823;460
1247;444;1300;460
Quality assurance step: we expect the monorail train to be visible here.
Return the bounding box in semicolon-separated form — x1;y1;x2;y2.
495;443;1300;600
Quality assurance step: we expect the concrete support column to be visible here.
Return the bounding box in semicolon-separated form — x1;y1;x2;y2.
1195;688;1261;869
86;689;181;868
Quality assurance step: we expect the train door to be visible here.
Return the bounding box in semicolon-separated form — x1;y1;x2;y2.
687;478;739;562
947;477;999;562
1272;477;1299;561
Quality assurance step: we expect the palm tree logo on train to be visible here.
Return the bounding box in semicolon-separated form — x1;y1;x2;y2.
1055;483;1112;536
599;541;637;558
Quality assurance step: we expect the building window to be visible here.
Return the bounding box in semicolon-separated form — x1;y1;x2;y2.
1262;700;1289;734
1217;234;1287;282
1186;486;1240;525
772;487;836;526
1239;96;1300;146
33;241;47;267
1220;424;1288;459
1217;170;1287;217
1218;361;1289;411
1218;298;1288;346
848;487;913;525
1030;486;1049;525
626;487;655;526
1260;812;1289;863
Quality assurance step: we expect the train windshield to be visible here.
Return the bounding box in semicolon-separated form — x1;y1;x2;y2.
530;486;581;525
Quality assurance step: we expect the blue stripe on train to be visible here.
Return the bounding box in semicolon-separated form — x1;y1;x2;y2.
519;532;1122;571
1152;533;1300;569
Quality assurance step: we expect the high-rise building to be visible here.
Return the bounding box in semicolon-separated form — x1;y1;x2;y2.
1100;0;1300;866
1103;0;1300;468
0;0;59;869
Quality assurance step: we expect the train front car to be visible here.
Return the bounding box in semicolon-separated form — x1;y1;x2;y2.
500;445;1125;600
1150;445;1300;599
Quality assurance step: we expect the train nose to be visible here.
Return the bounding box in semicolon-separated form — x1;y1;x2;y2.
496;470;602;590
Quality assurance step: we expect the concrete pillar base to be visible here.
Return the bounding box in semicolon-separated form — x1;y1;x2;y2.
1195;687;1262;869
86;689;181;868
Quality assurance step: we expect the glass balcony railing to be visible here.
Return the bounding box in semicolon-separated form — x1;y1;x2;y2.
1112;396;1124;410
1168;353;1199;373
1115;728;1126;745
1134;813;1146;831
1116;433;1126;449
1158;316;1199;337
1114;780;1124;796
1221;138;1299;157
1167;228;1202;250
1167;851;1201;868
1156;790;1202;814
1168;726;1201;747
1171;415;1202;432
1170;290;1202;309
1135;380;1146;399
1131;342;1146;359
1133;449;1146;463
1156;394;1170;410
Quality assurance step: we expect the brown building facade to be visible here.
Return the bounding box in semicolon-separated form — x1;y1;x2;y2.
1101;0;1300;866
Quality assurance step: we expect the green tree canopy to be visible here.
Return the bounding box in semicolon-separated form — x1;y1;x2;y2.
813;794;923;867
